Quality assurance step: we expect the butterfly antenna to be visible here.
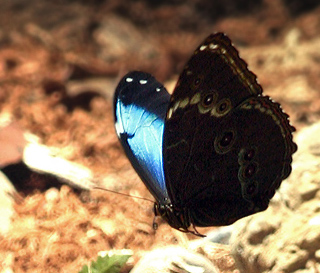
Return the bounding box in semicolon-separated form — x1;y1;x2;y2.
93;186;155;204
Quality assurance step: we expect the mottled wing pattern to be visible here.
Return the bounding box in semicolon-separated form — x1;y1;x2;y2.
163;33;297;226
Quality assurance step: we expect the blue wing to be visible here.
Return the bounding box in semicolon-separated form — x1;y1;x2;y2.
114;71;171;203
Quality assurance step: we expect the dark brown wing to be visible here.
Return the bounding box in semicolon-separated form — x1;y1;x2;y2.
163;33;297;226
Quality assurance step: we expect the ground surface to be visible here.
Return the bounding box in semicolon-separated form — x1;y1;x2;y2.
1;0;320;272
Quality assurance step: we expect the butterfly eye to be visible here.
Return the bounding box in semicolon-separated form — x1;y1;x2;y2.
216;99;231;115
192;76;203;89
244;163;256;178
246;183;256;196
238;147;257;165
220;131;234;147
211;98;232;117
219;102;227;112
244;149;255;161
203;94;214;105
214;130;236;154
238;163;258;185
241;180;259;201
201;92;217;108
194;78;201;85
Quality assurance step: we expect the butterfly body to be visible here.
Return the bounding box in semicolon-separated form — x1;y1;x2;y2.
114;33;297;236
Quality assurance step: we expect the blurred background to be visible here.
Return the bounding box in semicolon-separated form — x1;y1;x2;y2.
1;0;320;272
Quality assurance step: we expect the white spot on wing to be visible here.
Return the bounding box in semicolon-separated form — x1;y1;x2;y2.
179;97;190;108
173;101;180;112
140;80;147;84
167;108;173;119
156;87;161;92
115;100;124;137
126;77;133;82
200;45;207;51
114;120;124;137
209;43;218;50
190;93;201;104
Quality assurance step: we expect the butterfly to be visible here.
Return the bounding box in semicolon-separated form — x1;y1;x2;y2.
114;33;297;236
